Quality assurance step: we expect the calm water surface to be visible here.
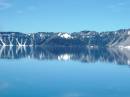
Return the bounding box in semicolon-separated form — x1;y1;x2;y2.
0;46;130;97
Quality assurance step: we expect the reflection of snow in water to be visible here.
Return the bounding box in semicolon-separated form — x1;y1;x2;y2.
0;46;130;65
128;60;130;65
58;54;72;61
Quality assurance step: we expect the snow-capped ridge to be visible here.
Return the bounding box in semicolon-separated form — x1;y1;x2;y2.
58;33;73;39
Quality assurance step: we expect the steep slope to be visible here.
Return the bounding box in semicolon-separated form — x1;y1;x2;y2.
0;28;130;47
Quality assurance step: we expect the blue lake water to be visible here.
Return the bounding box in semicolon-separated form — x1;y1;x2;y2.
0;46;130;97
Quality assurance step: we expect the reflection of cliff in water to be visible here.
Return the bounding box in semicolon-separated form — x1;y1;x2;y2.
0;46;130;65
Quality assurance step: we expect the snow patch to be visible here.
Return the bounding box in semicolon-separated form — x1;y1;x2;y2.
128;31;130;35
125;46;130;49
118;46;130;50
58;33;73;39
87;36;90;38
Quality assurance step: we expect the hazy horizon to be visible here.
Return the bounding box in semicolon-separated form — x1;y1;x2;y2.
0;28;130;33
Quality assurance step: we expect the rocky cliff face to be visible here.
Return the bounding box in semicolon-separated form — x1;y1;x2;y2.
0;29;130;47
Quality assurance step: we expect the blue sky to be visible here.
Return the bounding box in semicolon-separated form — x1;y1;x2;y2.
0;0;130;32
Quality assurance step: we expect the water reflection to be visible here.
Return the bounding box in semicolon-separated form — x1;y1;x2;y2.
0;46;130;65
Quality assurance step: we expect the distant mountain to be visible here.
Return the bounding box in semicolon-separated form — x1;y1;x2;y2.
0;28;130;48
